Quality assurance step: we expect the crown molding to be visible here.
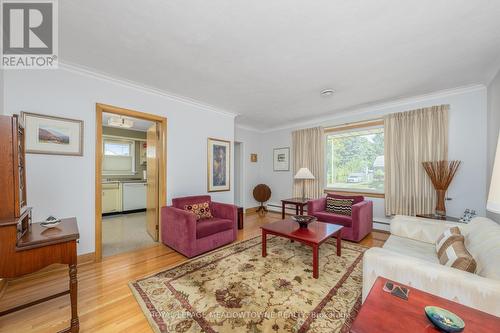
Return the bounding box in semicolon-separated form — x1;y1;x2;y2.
255;83;486;133
234;123;264;132
58;61;238;119
486;67;500;86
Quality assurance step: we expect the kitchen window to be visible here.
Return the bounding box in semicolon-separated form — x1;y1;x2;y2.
102;137;135;175
325;121;384;194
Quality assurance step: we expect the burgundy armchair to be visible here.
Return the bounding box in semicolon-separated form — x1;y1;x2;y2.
161;195;238;258
307;194;373;242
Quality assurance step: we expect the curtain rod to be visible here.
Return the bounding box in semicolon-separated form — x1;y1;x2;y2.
324;118;384;133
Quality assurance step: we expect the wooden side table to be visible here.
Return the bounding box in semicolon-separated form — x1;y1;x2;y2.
237;206;244;229
281;197;309;219
350;277;500;333
0;217;80;333
416;214;460;222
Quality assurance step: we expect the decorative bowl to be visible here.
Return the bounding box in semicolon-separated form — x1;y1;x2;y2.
40;220;61;229
424;306;465;332
291;215;317;228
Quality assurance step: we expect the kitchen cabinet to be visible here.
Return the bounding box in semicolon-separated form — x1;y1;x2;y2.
102;182;122;213
122;182;147;211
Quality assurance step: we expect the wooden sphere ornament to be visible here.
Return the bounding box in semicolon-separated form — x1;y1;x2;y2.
253;184;271;216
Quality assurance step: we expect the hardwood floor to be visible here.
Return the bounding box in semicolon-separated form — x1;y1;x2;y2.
0;212;388;332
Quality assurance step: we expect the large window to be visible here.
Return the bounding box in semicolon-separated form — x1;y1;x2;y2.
102;137;135;175
325;124;384;193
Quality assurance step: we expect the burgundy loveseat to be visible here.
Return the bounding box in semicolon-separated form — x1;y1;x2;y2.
161;195;238;258
307;194;373;242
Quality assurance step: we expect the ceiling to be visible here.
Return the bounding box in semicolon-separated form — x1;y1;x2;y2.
61;1;500;130
102;113;154;132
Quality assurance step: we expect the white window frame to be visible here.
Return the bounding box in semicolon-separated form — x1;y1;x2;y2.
324;120;385;196
102;136;136;175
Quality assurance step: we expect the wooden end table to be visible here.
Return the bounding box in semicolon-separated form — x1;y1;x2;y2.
281;197;309;219
350;277;500;333
0;217;80;333
261;220;343;279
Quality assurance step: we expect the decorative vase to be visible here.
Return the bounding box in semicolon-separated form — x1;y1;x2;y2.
422;160;461;218
436;189;447;216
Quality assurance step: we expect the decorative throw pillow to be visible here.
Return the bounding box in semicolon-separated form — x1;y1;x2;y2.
438;239;477;273
436;227;464;258
184;202;213;220
326;197;354;216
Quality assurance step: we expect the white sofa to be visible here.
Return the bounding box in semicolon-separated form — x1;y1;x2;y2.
363;215;500;316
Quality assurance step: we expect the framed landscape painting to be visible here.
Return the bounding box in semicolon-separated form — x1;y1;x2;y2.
22;112;84;156
273;147;290;171
207;138;231;192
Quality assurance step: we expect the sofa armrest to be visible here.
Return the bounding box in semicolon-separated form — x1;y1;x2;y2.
390;215;463;244
211;202;238;235
362;247;500;317
307;197;327;214
352;200;372;220
351;200;373;238
162;206;197;243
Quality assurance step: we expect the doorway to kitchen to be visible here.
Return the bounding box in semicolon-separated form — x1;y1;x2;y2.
95;104;166;260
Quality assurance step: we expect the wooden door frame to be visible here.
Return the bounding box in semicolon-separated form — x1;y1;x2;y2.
95;103;167;261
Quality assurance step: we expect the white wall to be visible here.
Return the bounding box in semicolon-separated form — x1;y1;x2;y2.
4;66;235;255
487;70;500;223
234;126;263;209
237;86;488;222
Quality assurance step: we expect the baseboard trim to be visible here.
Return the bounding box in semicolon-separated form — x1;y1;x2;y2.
78;252;96;265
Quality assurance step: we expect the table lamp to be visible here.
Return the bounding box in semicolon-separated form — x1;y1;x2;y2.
487;132;500;214
294;167;315;201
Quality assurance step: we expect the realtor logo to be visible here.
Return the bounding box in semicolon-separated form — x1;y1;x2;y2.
1;0;58;69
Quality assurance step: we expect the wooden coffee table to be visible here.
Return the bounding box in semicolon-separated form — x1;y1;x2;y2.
261;219;343;279
350;277;500;333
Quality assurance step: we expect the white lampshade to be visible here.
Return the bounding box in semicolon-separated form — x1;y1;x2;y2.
487;132;500;214
294;167;315;180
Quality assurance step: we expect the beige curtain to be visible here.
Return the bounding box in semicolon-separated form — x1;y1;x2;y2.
292;127;324;199
385;105;449;216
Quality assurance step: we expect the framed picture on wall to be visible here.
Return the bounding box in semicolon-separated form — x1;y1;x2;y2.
207;137;231;192
273;147;290;171
22;112;84;156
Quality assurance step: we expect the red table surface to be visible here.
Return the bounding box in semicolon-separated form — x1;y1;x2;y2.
350;277;500;333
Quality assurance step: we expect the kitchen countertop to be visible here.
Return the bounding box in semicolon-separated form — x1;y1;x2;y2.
102;179;146;184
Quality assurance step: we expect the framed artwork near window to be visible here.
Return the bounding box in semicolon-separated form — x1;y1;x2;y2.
207;137;231;192
273;147;290;171
22;112;84;156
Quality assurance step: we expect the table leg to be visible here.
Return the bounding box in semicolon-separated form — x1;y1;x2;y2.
336;230;342;257
262;230;267;257
312;244;319;279
295;205;299;215
282;202;285;219
300;205;304;215
69;264;79;333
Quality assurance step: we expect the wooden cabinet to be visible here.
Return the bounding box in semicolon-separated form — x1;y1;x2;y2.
0;115;27;219
102;182;122;214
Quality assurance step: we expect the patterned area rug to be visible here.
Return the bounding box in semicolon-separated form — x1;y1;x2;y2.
130;236;366;333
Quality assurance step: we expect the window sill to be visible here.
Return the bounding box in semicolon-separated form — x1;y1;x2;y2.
324;189;385;198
